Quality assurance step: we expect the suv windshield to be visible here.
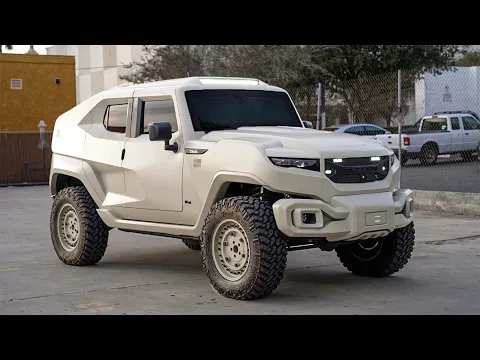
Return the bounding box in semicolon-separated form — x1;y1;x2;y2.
184;90;303;132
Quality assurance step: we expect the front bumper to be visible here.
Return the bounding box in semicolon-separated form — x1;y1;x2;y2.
272;189;414;242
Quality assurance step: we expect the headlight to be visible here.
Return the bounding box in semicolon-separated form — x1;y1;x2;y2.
269;158;320;171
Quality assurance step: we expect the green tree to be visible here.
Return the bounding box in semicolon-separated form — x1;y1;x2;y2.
304;45;466;125
0;45;13;53
120;45;205;83
120;45;466;126
456;50;480;66
120;45;311;88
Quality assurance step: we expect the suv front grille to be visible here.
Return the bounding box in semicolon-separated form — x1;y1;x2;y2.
324;156;389;184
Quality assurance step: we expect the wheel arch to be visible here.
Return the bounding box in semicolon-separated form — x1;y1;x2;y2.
193;172;267;232
421;141;439;154
50;170;102;208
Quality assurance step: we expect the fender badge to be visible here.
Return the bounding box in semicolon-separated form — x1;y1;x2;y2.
185;148;208;155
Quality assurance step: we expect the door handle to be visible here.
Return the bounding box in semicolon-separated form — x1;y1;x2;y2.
465;133;470;135
121;149;125;160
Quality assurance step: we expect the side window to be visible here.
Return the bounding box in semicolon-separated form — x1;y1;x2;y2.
365;125;386;135
345;126;366;135
142;98;178;134
103;104;128;134
451;117;460;130
422;118;448;131
462;116;480;130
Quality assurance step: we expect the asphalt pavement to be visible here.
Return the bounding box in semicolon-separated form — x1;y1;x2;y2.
1;186;479;315
401;155;480;193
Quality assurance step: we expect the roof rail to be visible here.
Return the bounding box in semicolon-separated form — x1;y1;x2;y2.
433;110;480;121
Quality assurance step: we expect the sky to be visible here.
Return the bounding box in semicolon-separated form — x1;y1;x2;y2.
4;45;53;55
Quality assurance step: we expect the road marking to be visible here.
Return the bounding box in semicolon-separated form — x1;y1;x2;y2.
76;301;115;313
414;252;440;257
0;266;20;272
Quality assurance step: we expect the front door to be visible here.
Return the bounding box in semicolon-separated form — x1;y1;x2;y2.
461;116;480;151
122;94;184;214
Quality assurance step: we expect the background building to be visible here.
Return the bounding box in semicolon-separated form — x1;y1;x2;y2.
46;45;146;104
415;66;480;120
0;52;76;131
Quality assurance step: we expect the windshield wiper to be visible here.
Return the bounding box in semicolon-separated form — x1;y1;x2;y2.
199;118;237;132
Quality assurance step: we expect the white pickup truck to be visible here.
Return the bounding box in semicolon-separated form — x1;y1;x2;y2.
376;112;480;166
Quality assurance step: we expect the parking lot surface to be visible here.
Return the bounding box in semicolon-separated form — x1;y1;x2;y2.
1;186;479;315
401;155;480;193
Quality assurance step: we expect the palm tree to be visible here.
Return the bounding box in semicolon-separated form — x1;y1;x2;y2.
0;45;13;53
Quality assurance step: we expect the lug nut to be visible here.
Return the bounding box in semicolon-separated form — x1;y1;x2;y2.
225;257;230;261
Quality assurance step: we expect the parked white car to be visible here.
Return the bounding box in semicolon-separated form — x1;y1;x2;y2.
324;123;390;140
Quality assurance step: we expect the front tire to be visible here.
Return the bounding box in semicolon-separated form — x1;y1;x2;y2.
50;186;110;266
461;148;479;162
200;196;288;300
182;239;201;251
335;222;415;277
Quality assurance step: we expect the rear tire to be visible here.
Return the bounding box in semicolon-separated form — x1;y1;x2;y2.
182;239;201;251
335;222;415;277
50;186;110;266
200;196;288;300
420;144;438;166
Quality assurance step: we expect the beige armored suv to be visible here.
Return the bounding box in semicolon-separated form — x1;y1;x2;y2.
49;77;415;300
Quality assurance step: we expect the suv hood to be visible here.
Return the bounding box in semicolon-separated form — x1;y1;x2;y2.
198;126;391;158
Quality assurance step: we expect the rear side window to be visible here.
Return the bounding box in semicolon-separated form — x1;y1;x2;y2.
103;104;128;133
421;118;448;131
364;125;386;135
451;117;460;130
344;126;366;135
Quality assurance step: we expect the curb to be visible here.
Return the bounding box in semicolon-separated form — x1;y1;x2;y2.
414;190;480;217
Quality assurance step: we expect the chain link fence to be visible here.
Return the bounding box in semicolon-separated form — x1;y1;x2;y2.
288;69;480;193
0;132;52;186
2;69;479;193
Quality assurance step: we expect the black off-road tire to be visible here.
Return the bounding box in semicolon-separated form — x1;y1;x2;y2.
335;222;415;277
200;196;288;300
50;186;110;266
182;239;201;251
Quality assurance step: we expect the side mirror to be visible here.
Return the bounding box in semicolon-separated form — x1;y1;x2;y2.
303;120;313;129
148;122;179;153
